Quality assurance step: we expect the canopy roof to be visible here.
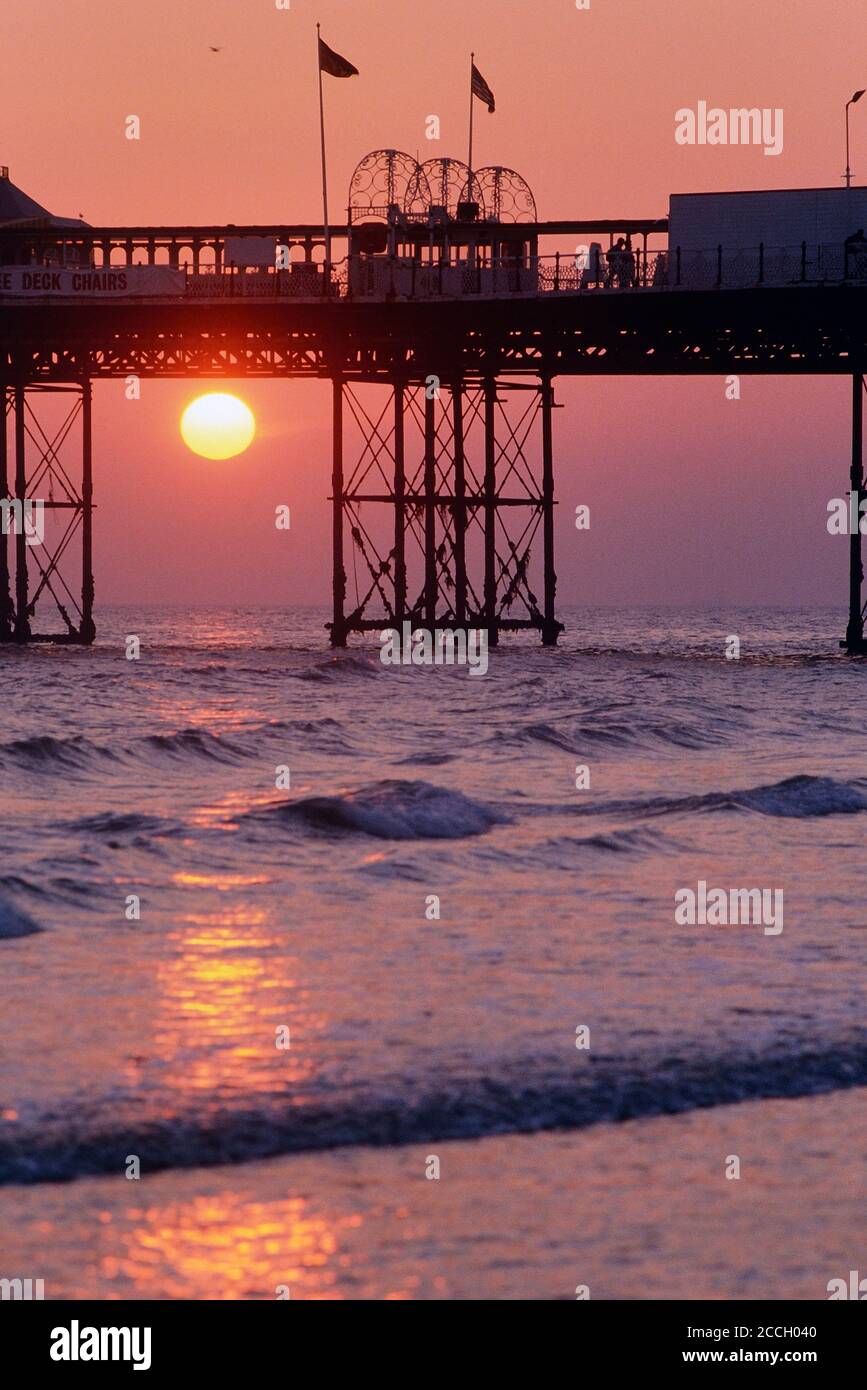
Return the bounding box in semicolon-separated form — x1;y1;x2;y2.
0;167;88;229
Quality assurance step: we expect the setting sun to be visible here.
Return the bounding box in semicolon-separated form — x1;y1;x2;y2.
180;392;256;460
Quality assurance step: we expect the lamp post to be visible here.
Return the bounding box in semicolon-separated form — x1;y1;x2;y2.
845;90;865;189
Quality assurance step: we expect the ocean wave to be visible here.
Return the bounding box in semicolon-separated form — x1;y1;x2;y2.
0;734;121;774
723;774;867;818
243;779;506;840
651;774;867;821
0;896;43;940
0;871;115;907
562;826;676;854
64;811;180;838
478;825;679;870
272;717;344;733
1;726;255;777
4;1042;867;1184
263;716;354;755
1;715;359;782
143;728;252;764
491;716;732;756
551;774;867;824
394;751;458;766
296;653;382;682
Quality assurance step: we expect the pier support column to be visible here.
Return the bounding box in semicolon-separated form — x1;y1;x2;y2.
0;387;13;641
540;374;560;646
424;389;438;628
79;379;95;644
483;377;499;646
331;378;560;646
13;383;30;642
844;374;865;654
452;382;468;629
5;381;97;644
329;375;347;647
393;383;406;626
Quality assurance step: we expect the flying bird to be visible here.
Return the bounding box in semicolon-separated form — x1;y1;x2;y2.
209;46;222;53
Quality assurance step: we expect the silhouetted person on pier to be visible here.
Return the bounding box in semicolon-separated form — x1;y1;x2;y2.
845;228;867;279
623;234;637;287
607;238;627;287
652;250;668;287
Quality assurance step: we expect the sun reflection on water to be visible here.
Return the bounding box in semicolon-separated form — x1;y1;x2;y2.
103;1193;362;1299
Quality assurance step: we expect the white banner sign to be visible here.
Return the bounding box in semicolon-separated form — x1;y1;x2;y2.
0;265;186;298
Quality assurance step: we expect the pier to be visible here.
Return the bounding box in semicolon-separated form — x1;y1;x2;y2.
1;153;866;650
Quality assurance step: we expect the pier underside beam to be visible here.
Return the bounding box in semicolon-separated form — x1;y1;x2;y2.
327;375;563;647
0;381;95;645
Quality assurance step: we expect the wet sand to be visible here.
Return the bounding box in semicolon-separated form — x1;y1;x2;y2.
2;1086;863;1300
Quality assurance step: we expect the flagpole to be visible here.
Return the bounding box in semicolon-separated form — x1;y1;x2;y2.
467;51;475;181
316;22;331;282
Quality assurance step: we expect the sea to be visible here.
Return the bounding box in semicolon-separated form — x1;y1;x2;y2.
1;604;865;1299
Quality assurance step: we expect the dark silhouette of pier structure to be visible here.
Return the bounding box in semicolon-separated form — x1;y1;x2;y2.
1;152;866;651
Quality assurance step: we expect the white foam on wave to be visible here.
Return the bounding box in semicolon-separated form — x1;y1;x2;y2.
736;775;867;818
270;779;506;840
0;897;43;939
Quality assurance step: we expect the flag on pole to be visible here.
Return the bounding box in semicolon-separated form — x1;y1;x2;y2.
471;63;495;113
318;37;358;78
316;27;357;277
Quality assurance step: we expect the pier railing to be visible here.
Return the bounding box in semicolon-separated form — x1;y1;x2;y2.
181;243;867;300
2;242;866;303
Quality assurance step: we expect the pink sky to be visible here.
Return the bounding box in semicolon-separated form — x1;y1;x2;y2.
5;0;867;607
